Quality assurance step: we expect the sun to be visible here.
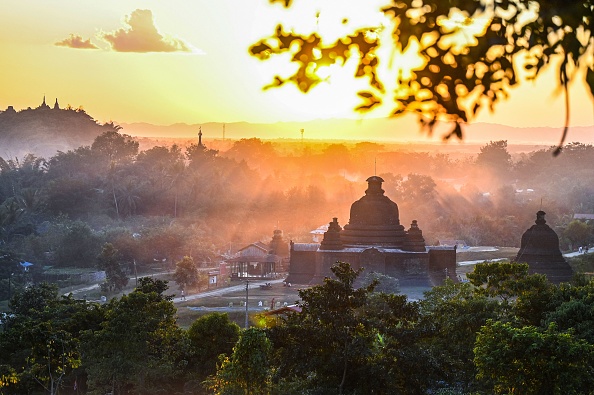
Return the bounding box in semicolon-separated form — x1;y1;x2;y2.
250;0;433;121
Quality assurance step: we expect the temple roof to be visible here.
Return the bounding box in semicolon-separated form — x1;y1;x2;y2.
341;176;407;247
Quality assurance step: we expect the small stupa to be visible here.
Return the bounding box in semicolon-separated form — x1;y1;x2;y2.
514;211;573;283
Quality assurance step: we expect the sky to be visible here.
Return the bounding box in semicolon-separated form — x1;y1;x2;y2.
0;0;592;136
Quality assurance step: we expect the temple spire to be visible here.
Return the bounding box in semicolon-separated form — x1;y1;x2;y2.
40;95;50;109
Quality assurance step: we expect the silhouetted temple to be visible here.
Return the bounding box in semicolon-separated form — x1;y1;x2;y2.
286;176;457;286
514;210;573;283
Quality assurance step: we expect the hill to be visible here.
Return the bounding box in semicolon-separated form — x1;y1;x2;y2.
0;100;110;159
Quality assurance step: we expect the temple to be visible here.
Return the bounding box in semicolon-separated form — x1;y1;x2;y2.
514;210;573;283
286;176;457;287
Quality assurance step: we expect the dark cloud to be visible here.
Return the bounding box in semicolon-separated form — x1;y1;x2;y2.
55;34;99;49
101;9;198;53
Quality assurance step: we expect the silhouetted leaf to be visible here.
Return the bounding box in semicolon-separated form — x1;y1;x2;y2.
587;67;594;98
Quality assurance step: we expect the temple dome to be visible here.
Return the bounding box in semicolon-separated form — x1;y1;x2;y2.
340;176;407;247
517;211;563;258
514;211;573;283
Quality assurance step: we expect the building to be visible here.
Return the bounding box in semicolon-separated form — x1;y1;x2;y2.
514;210;573;283
225;230;290;280
286;176;457;287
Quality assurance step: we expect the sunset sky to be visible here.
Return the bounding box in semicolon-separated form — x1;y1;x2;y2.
0;0;592;136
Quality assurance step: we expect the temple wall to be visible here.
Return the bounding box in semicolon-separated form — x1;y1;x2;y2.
384;252;432;287
428;248;457;285
312;251;362;284
286;249;317;284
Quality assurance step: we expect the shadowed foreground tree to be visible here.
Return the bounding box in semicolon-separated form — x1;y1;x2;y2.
82;279;183;395
474;321;594;394
186;313;241;386
251;0;593;150
0;283;104;395
266;261;426;394
207;327;272;395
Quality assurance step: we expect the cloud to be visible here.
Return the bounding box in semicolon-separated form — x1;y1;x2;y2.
55;34;99;49
101;9;201;53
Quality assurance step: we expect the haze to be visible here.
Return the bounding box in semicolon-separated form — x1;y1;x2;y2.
0;0;592;137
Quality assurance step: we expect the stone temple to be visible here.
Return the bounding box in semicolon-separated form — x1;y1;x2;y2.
286;176;457;287
514;210;573;283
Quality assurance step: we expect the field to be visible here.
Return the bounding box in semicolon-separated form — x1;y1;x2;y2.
175;280;303;328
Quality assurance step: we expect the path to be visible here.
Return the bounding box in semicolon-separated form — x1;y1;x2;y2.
172;278;286;304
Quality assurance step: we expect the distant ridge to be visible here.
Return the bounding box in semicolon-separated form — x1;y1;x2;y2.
1;98;591;160
120;118;594;145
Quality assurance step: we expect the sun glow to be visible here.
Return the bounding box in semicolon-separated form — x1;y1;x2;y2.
0;0;591;128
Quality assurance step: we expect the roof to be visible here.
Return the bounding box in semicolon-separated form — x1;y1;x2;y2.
238;242;269;253
226;254;279;263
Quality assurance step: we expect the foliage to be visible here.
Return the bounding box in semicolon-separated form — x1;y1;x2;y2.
174;255;200;291
251;0;593;144
207;327;272;395
466;261;530;301
96;243;129;293
53;221;103;267
475;140;512;173
0;248;22;300
0;283;104;395
267;262;427;394
474;321;594;394
91;129;139;165
420;280;499;391
360;271;399;294
563;219;593;248
186;312;241;382
82;280;184;395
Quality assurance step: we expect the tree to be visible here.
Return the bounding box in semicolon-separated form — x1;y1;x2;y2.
186;313;240;382
466;261;530;303
173;256;200;291
96;243;129;293
475;140;513;173
251;1;593;148
82;280;184;395
398;173;437;203
420;280;499;392
360;271;400;294
474;321;594;394
207;327;272;395
91;128;138;165
266;261;425;394
53;220;102;268
0;247;22;301
0;284;104;395
563;219;593;248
